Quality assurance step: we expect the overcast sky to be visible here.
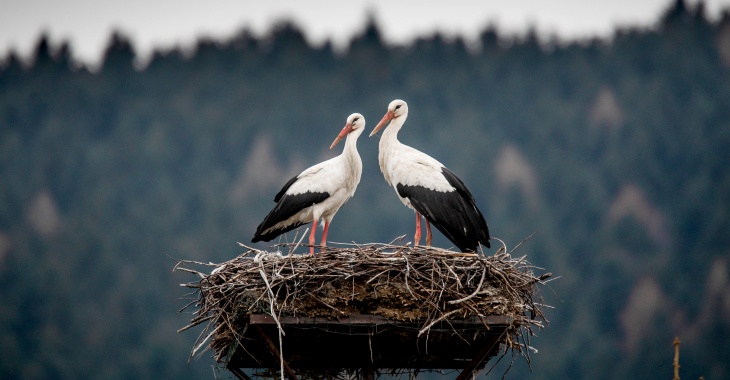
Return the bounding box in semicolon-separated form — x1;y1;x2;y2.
2;0;729;67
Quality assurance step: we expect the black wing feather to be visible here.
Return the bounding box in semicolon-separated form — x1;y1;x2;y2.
252;190;330;242
274;175;299;202
396;167;490;252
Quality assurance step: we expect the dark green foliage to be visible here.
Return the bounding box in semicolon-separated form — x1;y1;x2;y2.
1;1;729;378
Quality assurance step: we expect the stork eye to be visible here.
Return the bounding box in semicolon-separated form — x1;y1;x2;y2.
395;105;402;110
353;117;359;122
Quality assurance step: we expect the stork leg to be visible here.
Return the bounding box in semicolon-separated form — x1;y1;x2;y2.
309;218;318;255
321;220;330;251
414;212;422;247
425;218;433;247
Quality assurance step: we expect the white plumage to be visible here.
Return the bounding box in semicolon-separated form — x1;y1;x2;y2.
252;113;364;255
370;99;490;252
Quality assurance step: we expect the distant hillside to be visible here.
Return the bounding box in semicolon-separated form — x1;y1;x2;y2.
1;0;729;378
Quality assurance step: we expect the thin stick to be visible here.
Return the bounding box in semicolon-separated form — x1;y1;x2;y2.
673;337;680;380
448;264;487;305
255;326;297;380
259;269;285;337
418;309;461;336
291;227;309;254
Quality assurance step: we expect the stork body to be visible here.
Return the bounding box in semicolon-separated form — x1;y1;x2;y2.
252;113;365;255
370;100;490;252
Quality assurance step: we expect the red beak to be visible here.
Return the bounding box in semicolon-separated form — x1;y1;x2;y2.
330;123;353;149
369;110;394;137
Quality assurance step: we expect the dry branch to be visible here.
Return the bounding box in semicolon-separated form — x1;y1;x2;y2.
176;242;551;365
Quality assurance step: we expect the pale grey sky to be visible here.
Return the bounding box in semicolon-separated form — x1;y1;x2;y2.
2;0;729;67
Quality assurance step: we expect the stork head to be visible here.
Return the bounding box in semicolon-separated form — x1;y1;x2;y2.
330;113;365;149
369;99;408;137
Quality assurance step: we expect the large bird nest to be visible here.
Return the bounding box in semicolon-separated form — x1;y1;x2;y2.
176;237;551;368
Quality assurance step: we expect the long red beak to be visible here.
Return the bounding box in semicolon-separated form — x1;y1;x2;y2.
369;111;394;137
330;123;353;149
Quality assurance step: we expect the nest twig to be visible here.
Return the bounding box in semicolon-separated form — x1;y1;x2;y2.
176;239;551;366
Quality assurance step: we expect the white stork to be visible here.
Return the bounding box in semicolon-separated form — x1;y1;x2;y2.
369;99;490;252
252;113;365;255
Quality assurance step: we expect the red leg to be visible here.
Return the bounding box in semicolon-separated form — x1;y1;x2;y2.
414;212;422;247
321;220;330;250
425;218;432;246
309;218;317;255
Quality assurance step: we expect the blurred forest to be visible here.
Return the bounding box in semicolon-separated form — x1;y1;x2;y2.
1;0;730;378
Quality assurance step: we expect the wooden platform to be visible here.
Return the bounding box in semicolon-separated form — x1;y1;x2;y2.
226;313;513;379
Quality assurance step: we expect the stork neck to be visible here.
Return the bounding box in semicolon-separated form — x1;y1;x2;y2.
343;129;363;161
380;116;406;149
342;128;363;187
